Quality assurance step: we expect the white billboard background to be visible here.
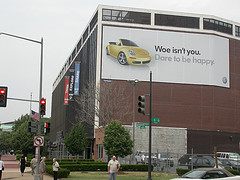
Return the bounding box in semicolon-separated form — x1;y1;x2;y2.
102;26;229;88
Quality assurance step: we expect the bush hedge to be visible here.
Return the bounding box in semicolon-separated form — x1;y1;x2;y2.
46;165;70;178
226;169;240;175
176;168;190;176
60;164;151;172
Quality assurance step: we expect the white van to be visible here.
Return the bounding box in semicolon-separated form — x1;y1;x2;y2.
217;152;240;161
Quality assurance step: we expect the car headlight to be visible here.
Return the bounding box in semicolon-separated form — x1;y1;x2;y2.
129;50;136;56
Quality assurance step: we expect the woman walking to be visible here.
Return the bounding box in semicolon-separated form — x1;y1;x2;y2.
20;156;26;176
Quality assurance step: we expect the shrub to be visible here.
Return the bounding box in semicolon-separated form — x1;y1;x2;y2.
60;164;151;172
226;169;240;175
176;168;190;176
46;165;70;178
120;164;152;171
60;164;108;171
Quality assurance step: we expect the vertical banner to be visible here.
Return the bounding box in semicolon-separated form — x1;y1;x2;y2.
64;76;70;105
69;69;75;101
74;62;80;95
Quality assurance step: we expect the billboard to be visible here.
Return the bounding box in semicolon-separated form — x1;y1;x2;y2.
102;26;229;88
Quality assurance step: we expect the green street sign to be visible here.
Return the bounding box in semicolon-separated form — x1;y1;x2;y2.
152;118;160;123
140;126;145;129
136;122;149;127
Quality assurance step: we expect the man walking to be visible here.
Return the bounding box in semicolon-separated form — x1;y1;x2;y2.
30;157;37;175
108;156;120;180
39;157;46;180
53;158;60;180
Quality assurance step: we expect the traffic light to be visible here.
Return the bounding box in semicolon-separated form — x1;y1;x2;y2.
0;86;8;107
28;121;37;133
40;98;46;115
44;122;50;134
138;95;145;115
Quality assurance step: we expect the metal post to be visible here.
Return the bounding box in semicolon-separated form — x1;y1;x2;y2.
128;79;139;164
147;71;152;180
35;37;43;180
132;83;136;164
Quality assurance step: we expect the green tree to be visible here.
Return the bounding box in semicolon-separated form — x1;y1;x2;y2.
11;117;35;155
0;131;12;151
64;123;88;156
103;120;133;158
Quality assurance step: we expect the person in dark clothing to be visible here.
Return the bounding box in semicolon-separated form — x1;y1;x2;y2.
20;156;26;176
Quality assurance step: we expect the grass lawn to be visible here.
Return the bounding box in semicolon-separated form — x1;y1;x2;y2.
61;171;178;180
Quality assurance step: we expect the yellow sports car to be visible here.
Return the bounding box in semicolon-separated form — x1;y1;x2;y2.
106;39;151;65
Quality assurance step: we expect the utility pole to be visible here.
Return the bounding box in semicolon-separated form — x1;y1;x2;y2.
147;71;152;180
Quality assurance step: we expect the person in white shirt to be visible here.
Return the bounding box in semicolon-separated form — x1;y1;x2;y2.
108;156;120;180
0;156;4;180
53;158;60;180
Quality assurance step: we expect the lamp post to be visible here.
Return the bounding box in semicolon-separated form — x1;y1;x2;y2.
0;32;43;180
128;79;140;164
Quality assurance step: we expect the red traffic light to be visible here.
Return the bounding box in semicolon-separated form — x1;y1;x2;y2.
0;89;5;94
40;98;46;104
44;122;49;128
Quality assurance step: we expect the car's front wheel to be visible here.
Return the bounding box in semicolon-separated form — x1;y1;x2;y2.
106;47;109;55
117;52;128;65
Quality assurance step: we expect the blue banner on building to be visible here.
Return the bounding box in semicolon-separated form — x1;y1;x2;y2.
74;62;80;95
69;69;75;100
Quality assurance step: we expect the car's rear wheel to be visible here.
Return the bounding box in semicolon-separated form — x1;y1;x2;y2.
117;52;128;65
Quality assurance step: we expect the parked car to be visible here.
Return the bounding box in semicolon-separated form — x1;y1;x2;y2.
178;154;192;166
157;153;174;167
135;151;145;164
219;159;240;171
188;155;225;169
217;152;240;161
171;168;235;180
142;152;157;165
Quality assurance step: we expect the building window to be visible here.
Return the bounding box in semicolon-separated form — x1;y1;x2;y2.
83;28;89;43
236;25;240;37
98;144;103;159
155;14;199;29
102;9;151;25
203;18;232;35
90;11;98;31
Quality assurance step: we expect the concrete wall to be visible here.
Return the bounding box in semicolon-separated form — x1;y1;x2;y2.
125;125;187;155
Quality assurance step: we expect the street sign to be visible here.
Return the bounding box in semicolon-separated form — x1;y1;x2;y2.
34;136;44;146
136;122;149;127
140;126;145;129
152;118;160;124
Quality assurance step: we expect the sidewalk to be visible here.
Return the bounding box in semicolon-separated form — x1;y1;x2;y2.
2;167;53;180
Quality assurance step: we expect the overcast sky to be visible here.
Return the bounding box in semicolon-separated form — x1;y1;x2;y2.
0;0;239;123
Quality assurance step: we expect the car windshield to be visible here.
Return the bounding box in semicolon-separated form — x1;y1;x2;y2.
120;39;138;47
182;170;206;178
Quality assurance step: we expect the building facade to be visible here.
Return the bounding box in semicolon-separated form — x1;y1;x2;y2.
51;5;240;159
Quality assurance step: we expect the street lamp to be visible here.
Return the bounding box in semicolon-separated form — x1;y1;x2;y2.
128;79;140;164
0;32;43;180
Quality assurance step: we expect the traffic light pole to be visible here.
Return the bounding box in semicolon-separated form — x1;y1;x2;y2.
0;32;43;180
147;71;152;180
